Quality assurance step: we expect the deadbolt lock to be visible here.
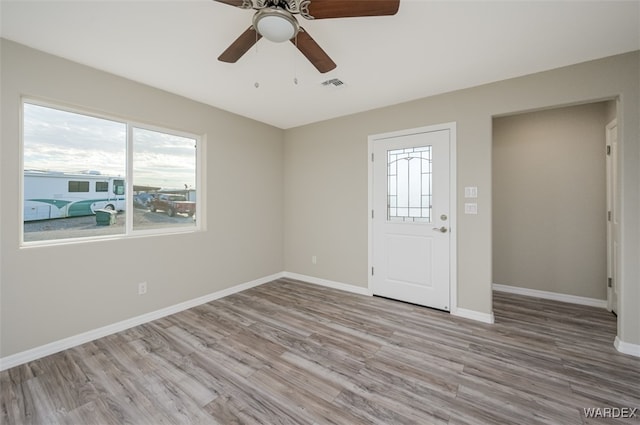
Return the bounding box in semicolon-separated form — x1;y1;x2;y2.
440;214;448;221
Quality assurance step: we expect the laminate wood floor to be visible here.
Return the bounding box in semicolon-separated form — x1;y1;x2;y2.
2;278;639;424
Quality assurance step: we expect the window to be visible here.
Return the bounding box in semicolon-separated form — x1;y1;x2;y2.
22;100;201;244
113;180;125;196
95;181;108;192
387;146;432;222
132;127;197;231
68;181;90;192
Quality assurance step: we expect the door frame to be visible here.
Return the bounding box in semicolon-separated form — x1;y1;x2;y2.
606;118;618;313
368;122;458;312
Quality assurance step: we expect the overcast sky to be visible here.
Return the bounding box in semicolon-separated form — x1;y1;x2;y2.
23;103;196;189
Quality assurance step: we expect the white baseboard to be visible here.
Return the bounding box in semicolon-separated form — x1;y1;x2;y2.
451;307;495;324
614;336;640;358
283;273;498;326
493;283;607;308
282;272;373;296
0;272;284;372
14;274;619;370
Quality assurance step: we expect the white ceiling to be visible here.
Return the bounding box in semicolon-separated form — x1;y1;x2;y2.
1;0;639;129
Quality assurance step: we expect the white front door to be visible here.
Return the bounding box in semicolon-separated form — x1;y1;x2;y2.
370;124;453;311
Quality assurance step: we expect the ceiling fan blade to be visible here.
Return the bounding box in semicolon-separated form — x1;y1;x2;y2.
305;0;400;19
291;29;336;73
212;0;248;7
218;27;262;63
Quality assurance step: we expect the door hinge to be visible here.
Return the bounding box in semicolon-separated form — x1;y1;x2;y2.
608;210;612;221
606;145;611;155
608;277;613;288
371;267;374;276
371;209;374;219
371;153;374;162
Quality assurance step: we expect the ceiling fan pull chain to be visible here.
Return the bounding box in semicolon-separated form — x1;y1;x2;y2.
293;34;299;85
254;29;260;89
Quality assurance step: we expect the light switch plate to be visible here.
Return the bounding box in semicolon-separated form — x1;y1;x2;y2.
464;203;478;214
464;187;478;198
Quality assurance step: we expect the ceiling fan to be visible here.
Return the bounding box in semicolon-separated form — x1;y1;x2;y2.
215;0;400;73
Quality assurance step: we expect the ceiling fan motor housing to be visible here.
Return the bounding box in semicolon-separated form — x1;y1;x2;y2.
245;0;313;19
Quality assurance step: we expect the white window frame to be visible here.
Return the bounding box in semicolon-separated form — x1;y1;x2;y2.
20;98;205;247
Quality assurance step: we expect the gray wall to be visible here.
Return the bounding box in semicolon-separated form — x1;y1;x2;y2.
0;39;284;358
2;39;639;359
493;103;608;299
284;52;639;345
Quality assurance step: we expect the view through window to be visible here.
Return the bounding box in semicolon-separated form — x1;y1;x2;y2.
132;127;197;232
22;101;200;244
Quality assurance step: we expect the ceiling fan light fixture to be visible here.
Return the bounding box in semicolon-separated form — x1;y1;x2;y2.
253;9;299;43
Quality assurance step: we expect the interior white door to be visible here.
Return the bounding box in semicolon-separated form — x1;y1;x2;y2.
371;128;451;310
606;119;619;314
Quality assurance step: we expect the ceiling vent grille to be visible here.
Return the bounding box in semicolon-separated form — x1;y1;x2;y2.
321;78;345;87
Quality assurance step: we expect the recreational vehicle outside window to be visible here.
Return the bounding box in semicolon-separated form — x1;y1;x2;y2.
22;100;202;245
68;181;90;192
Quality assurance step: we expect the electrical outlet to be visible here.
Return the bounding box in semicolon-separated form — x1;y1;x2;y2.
138;282;147;295
312;255;317;264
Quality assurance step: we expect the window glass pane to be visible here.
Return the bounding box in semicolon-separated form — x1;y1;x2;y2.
68;181;90;192
23;103;126;242
96;181;108;192
132;127;197;231
387;146;432;222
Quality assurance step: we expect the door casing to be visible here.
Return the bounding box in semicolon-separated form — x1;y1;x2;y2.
606;118;619;314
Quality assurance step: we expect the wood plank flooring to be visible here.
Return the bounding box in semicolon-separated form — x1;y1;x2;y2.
2;278;639;424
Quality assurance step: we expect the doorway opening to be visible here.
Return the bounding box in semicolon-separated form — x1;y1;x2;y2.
491;100;618;317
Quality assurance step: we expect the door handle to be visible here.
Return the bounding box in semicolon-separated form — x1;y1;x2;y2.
432;226;448;233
